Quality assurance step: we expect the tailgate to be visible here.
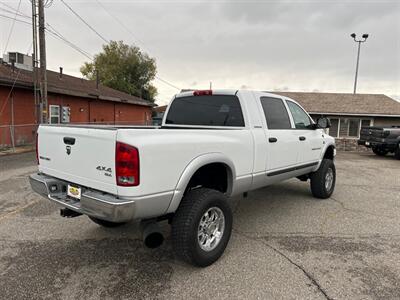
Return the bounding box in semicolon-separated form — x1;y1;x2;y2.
360;127;383;141
37;125;118;195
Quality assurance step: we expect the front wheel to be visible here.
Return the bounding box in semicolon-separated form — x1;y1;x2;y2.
310;159;336;199
372;146;388;156
171;188;233;267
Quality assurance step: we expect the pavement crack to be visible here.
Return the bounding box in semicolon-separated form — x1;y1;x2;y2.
235;230;333;300
330;196;397;219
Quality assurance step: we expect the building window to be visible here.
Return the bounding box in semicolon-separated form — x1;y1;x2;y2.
330;118;373;138
17;53;24;64
329;118;339;137
361;119;371;128
348;119;360;137
49;105;60;124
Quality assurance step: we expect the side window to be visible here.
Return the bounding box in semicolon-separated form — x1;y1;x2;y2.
260;97;291;129
286;101;312;129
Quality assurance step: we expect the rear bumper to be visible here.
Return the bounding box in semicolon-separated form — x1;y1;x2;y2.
357;140;397;151
29;173;135;222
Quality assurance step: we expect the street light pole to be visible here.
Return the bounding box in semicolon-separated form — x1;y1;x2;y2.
350;33;369;94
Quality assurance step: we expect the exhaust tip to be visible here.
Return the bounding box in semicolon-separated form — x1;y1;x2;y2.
144;232;164;249
141;221;164;248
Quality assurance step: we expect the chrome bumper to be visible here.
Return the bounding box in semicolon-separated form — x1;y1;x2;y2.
29;173;135;222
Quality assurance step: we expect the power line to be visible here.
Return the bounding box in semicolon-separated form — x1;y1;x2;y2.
154;76;181;90
0;11;93;60
94;0;144;47
46;24;93;60
3;0;22;54
60;0;109;44
0;13;31;25
94;0;180;91
1;0;181;92
0;7;30;19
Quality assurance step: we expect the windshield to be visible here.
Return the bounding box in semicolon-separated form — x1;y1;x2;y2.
165;95;245;127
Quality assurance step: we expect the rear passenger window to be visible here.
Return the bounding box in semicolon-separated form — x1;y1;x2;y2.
260;97;292;129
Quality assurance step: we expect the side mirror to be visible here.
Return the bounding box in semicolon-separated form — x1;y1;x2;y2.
317;117;331;129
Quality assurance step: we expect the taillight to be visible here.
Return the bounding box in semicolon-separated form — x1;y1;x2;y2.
115;142;140;186
36;133;39;165
193;90;212;96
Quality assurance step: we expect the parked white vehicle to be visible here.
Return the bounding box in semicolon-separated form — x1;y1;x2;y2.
30;89;336;267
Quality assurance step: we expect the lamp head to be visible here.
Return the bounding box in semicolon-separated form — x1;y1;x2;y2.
362;33;369;39
350;33;356;39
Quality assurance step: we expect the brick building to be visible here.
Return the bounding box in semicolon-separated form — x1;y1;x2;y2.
0;61;154;149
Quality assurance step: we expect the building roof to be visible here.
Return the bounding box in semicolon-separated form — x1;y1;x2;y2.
153;105;167;113
273;91;400;117
0;62;154;107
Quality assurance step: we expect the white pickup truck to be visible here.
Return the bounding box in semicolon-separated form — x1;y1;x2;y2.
30;89;336;267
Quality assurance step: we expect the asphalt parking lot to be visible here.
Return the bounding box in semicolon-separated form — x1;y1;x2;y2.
0;151;399;299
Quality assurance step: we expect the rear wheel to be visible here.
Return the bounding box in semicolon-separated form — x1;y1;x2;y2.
88;216;126;227
172;188;232;267
310;159;336;199
372;146;388;156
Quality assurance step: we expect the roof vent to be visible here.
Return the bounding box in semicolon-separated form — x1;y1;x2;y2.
59;67;63;79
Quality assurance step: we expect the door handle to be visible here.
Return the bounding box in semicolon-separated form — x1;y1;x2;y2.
269;137;278;143
299;136;306;141
63;137;76;145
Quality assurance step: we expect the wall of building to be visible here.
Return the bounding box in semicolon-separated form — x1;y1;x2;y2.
0;86;152;149
0;88;36;147
373;117;400;127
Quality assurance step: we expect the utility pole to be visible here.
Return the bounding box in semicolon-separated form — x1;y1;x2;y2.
31;0;40;124
38;0;48;123
350;33;369;94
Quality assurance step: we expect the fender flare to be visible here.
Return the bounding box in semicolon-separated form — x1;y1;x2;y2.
322;143;336;159
314;142;336;170
165;153;236;214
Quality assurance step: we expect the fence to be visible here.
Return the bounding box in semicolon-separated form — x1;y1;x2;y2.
0;119;160;152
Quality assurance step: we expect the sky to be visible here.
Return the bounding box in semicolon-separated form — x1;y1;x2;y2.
0;0;399;105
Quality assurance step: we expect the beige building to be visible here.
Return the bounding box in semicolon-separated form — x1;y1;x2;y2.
274;92;400;151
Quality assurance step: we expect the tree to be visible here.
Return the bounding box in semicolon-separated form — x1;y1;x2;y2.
81;41;157;102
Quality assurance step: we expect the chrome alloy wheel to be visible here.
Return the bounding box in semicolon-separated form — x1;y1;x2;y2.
325;168;334;191
197;207;225;252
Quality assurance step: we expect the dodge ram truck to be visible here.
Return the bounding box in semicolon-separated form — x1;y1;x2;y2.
358;126;400;159
30;89;336;267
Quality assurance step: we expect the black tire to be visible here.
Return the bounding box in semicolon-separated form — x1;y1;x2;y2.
171;188;233;267
310;159;336;199
395;145;400;160
372;146;388;156
88;216;126;227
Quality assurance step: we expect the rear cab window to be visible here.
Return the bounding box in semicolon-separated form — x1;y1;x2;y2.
166;95;245;127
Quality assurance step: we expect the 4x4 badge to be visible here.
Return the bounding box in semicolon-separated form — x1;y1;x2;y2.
66;146;71;155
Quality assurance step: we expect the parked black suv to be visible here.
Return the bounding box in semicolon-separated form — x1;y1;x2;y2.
358;126;400;159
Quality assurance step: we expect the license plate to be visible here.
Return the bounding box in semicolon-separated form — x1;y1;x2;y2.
365;141;370;146
67;185;81;200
